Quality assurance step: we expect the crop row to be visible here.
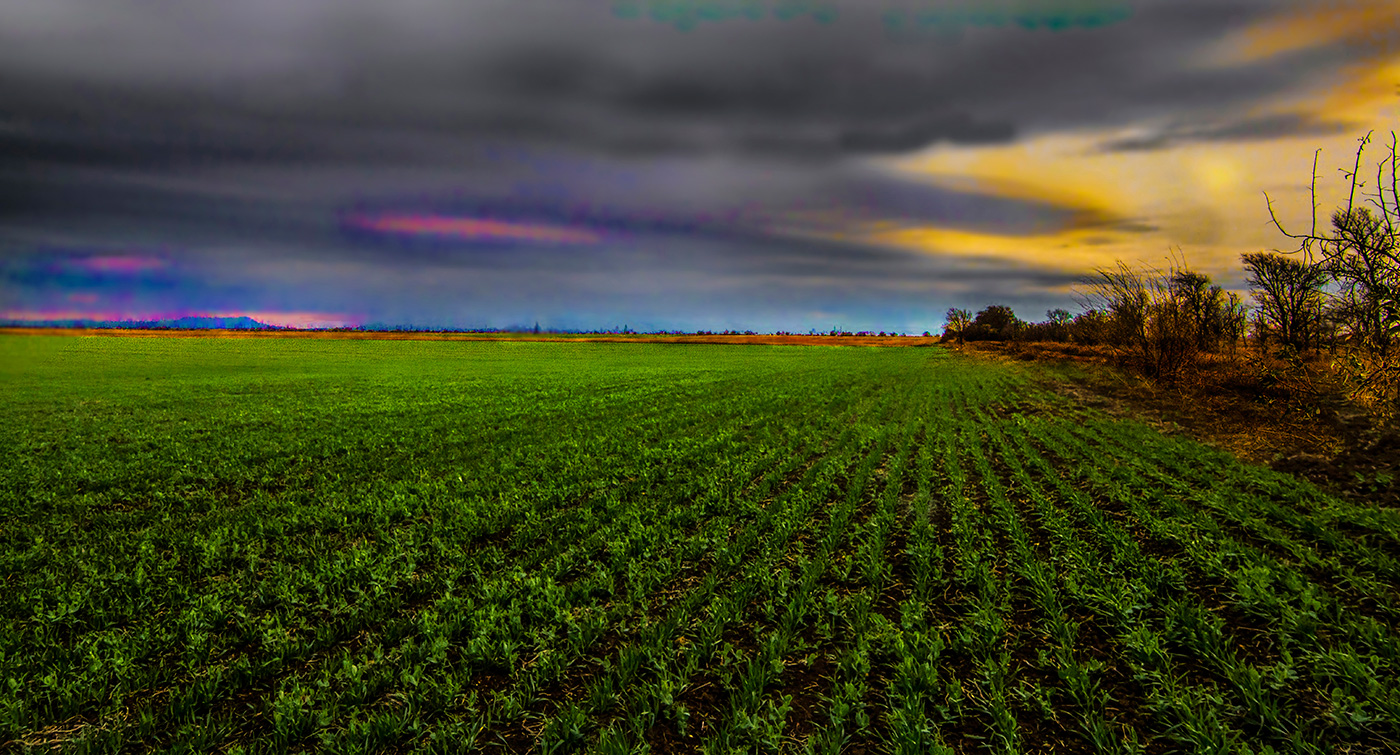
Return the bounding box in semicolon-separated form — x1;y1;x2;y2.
2;337;1396;752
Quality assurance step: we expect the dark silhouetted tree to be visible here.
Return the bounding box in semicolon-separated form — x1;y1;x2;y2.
1241;251;1328;352
1264;130;1400;413
1266;131;1400;358
1070;309;1111;345
1168;270;1229;351
964;304;1020;341
1223;291;1249;352
1076;259;1236;379
943;307;972;342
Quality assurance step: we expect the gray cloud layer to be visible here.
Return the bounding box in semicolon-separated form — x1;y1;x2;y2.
0;0;1367;167
1098;112;1358;152
0;0;1376;328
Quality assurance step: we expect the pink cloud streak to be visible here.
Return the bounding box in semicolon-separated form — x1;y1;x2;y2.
1;309;357;329
71;255;169;273
348;213;602;244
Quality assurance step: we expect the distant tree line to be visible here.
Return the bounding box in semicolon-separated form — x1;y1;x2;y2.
941;260;1249;379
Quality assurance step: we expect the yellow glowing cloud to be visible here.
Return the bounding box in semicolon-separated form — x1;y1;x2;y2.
857;33;1400;284
866;133;1333;280
770;1;1400;289
1198;0;1400;68
863;134;1185;270
1195;1;1400;129
861;223;1146;275
1315;55;1400;124
1191;154;1242;198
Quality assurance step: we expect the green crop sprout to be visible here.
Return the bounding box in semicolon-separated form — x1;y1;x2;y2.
0;335;1395;751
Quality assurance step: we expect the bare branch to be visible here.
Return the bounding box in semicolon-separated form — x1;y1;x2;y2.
1383;131;1399;240
1345;131;1373;218
1264;196;1299;243
1264;130;1399;363
1311;146;1321;245
1264;147;1331;264
1377;156;1396;241
1391;131;1399;217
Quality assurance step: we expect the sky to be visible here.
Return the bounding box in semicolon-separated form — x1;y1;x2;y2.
2;0;1399;333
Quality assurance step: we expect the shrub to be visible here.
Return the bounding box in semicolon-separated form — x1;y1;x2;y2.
1075;259;1238;380
963;304;1022;342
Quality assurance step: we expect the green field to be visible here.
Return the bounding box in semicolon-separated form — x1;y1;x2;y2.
3;335;1398;754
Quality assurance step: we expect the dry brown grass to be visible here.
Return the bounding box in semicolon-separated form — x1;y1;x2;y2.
950;339;1398;508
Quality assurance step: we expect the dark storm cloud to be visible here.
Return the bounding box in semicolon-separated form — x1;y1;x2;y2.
0;0;1368;169
1097;112;1359;152
0;0;1368;233
0;220;1085;332
0;153;1094;260
0;0;1379;329
838;113;1018;153
339;167;1097;243
2;248;180;290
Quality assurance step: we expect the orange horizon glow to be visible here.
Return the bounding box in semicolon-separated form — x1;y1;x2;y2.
0;309;359;329
239;311;360;329
1;309;136;322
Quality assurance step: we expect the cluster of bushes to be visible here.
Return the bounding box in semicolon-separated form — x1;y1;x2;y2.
1253;131;1400;412
1073;259;1250;377
942;261;1249;378
942;305;1117;347
941;130;1400;414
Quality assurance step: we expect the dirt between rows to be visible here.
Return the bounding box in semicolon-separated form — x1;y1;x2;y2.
7;326;1391;506
951;340;1400;510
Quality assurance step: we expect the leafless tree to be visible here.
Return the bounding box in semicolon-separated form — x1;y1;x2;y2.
1077;261;1151;353
1328;206;1400;356
1168;269;1231;351
1222;291;1249;352
1265;131;1400;357
964;304;1021;342
1045;308;1072;341
1265;131;1400;415
1240;251;1329;352
1077;261;1189;378
943;307;972;343
1069;309;1110;345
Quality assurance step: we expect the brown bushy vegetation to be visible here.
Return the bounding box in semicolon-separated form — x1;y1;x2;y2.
951;337;1399;509
940;257;1248;382
942;131;1400;506
943;131;1399;418
1264;130;1400;419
